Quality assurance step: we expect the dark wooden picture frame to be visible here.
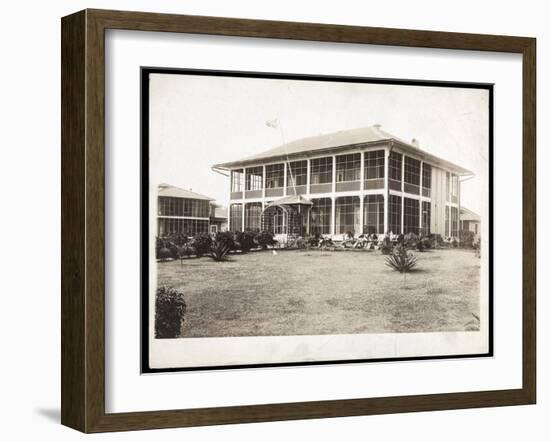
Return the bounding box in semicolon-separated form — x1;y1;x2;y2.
61;8;536;433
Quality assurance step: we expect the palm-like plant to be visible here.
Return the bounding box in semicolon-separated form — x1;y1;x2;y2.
385;244;418;273
209;240;232;262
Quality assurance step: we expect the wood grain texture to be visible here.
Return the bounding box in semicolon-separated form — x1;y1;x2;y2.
61;8;537;433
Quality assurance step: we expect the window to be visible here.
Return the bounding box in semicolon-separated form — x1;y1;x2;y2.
231;169;244;193
310;198;332;235
244;202;262;231
157;218;209;237
445;172;450;201
335;196;360;235
451;174;459;201
403;197;419;235
158;197;209;218
364;150;385;180
389;151;402;186
451;206;459;237
422;201;431;235
404;157;420;186
230;203;243;231
310;157;333;184
287;160;307;186
422;164;432;189
364;194;384;234
266;163;284;188
336;153;361;182
389;195;402;234
245;166;263;191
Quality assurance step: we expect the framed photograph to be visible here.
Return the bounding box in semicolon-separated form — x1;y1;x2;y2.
61;9;536;432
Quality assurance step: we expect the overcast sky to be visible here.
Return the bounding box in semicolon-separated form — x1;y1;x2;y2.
149;73;489;215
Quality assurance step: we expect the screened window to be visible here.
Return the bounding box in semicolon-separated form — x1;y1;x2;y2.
389;151;402;183
245;167;263;191
231;169;244;192
364;150;385;180
244;202;262;231
266;163;285;188
310;157;333;184
157;218;209;237
451;206;459;237
422;164;432;189
364;194;384;234
335;196;360;235
158;197;209;218
389;195;402;234
422;201;431;235
336;153;361;182
230;203;243;231
310;198;332;235
451;174;459;199
404;157;420;186
403;198;419;235
287;160;307;186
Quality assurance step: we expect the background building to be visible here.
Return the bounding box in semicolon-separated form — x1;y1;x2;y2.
213;125;472;239
460;207;481;235
157;183;227;236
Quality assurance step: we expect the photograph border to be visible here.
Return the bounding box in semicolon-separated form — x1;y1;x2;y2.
140;66;495;374
61;8;536;433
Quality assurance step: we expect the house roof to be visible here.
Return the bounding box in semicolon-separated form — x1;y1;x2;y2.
212;125;473;175
460;207;481;222
158;183;214;201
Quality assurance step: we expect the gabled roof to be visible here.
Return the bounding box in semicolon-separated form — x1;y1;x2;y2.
212;125;473;175
460;207;481;222
158;183;214;201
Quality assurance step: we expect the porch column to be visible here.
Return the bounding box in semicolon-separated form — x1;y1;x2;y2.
359;151;365;235
283;162;287;196
419;161;423;234
332;155;336;193
306;158;311;195
383;147;389;234
242;167;246;232
401;155;405;234
262;164;266;200
331;196;336;236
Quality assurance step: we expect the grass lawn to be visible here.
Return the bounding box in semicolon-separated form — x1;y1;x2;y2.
157;248;481;337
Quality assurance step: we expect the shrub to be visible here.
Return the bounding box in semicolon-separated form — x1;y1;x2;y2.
420;236;433;249
191;233;212;257
459;230;475;248
209;240;232;262
451;238;459;248
379;236;392;255
158;247;172;261
385;244;418;273
215;231;236;250
254;230;276;249
307;232;321;247
235;231;256;252
177;244;195;260
156;236;179;260
155;286;187;338
403;232;419;249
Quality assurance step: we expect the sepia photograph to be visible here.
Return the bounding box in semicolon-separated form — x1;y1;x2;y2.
143;69;492;371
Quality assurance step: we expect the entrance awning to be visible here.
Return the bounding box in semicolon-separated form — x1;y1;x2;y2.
266;194;313;208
